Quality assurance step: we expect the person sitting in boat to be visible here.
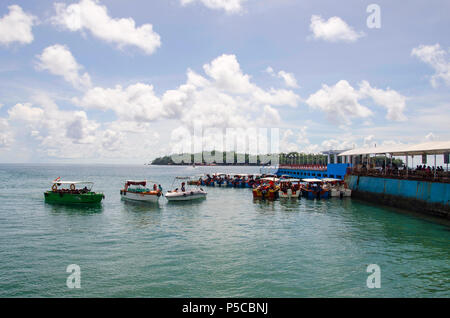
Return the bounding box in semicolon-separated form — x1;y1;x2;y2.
181;182;186;192
158;184;163;192
153;184;158;191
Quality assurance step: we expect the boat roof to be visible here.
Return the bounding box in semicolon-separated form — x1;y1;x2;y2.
280;178;301;182
321;178;342;182
175;176;191;179
52;181;94;184
261;177;279;181
302;178;323;182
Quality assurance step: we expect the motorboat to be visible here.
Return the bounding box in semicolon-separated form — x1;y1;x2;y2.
165;177;207;201
301;178;330;199
322;178;352;198
279;178;302;199
120;180;162;203
44;178;104;204
252;177;280;200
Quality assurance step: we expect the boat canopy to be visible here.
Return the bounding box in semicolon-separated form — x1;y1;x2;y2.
261;177;279;182
321;178;341;182
338;141;450;156
125;180;147;186
280;179;301;182
52;181;94;184
175;176;191;179
302;178;323;183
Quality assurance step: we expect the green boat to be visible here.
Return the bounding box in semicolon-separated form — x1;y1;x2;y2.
44;180;105;204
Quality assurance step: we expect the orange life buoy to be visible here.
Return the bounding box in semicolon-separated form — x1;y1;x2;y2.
70;184;76;190
52;184;57;191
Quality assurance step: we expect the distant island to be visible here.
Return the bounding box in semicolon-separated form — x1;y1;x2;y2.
150;151;405;166
151;151;328;166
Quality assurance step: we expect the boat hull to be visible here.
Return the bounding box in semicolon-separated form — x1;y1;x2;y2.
331;188;352;197
252;188;279;200
165;191;207;201
279;189;301;199
44;191;104;204
120;191;160;202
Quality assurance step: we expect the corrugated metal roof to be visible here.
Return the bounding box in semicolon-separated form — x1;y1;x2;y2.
338;141;450;156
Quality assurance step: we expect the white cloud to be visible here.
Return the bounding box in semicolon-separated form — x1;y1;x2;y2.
75;54;300;130
359;81;407;121
180;0;246;13
306;80;372;125
36;45;92;90
74;83;166;122
52;0;161;55
8;103;45;123
0;117;13;147
306;80;407;124
425;132;437;141
266;67;299;88
0;5;36;46
309;15;364;43
411;44;450;87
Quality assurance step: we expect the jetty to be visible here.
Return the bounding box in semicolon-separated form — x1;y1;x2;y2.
339;141;450;218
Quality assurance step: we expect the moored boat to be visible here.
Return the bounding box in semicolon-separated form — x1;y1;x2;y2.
322;178;352;198
301;178;330;199
165;177;207;202
252;177;280;200
44;179;104;204
279;179;302;199
120;180;162;203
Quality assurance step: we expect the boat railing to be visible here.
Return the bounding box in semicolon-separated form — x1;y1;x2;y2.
279;164;327;171
348;167;450;183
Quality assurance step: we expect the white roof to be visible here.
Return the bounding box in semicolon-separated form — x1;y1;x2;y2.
321;178;341;182
302;178;323;182
339;141;450;156
280;178;301;182
261;177;279;181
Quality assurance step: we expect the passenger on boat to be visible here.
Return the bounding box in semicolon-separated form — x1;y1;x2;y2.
181;182;186;192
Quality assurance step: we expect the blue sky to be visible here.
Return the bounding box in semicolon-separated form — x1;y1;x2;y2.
0;0;449;163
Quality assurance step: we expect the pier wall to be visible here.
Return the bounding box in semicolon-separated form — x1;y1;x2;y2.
346;175;450;218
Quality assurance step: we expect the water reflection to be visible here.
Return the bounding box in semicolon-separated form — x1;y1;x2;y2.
45;202;103;215
121;198;162;212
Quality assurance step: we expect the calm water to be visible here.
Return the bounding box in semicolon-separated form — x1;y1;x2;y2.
0;164;449;297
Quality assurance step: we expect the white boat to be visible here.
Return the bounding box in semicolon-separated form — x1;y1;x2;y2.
322;178;352;197
165;177;207;202
120;180;162;203
279;179;302;199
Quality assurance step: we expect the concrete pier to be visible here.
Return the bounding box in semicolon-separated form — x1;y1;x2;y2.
346;175;450;219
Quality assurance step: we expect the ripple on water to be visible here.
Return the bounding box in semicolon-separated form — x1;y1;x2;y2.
0;164;449;297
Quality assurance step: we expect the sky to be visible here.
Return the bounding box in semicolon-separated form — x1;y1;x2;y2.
0;0;449;163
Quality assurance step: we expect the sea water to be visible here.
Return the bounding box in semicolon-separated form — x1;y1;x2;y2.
0;164;448;297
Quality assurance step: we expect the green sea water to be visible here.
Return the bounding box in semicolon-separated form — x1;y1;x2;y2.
0;164;449;297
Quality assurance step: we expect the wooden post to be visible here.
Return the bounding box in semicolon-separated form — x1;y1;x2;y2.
434;154;437;179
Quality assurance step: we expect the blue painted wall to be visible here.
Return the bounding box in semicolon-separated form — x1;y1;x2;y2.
277;163;351;180
347;175;449;206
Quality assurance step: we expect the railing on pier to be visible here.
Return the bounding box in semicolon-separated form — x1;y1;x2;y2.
279;164;327;171
347;168;450;183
